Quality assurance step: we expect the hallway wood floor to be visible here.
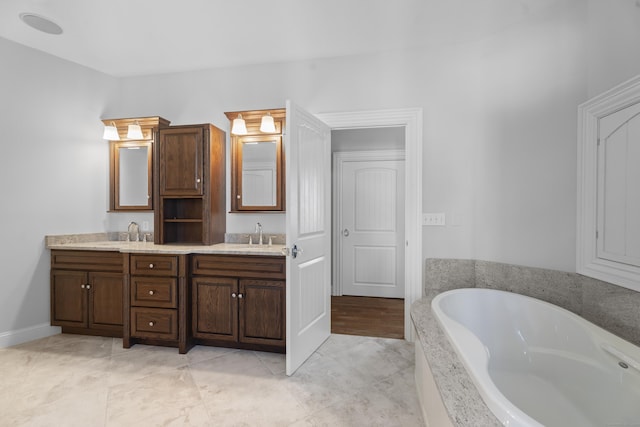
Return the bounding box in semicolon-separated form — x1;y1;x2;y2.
331;296;404;339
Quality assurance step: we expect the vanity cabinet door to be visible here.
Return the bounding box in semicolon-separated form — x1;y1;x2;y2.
239;279;285;347
51;270;87;327
159;127;203;196
51;269;124;333
192;277;238;342
88;272;124;331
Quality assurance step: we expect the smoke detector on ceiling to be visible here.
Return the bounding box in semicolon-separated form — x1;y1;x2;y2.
19;13;63;35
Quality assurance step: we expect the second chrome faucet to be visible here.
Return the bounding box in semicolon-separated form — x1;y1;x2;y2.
255;222;263;245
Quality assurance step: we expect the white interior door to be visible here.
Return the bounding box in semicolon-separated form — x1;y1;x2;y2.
337;152;405;298
285;100;332;376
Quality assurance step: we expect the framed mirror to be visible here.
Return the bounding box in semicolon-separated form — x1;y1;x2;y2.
110;140;153;211
232;134;284;211
103;116;170;212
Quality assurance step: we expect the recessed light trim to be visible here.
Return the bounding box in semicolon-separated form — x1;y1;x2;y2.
19;13;63;35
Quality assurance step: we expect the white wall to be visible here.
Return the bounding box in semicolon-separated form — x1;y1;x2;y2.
0;38;118;341
332;127;405;152
587;0;640;98
4;1;640;340
114;0;587;271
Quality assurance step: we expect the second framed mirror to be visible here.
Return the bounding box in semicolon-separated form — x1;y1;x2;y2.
225;109;285;212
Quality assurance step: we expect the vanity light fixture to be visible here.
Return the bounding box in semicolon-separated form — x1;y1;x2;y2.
127;121;144;139
260;112;276;133
231;114;248;135
102;122;120;140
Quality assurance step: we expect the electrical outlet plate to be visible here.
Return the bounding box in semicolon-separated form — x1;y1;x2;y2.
422;213;446;226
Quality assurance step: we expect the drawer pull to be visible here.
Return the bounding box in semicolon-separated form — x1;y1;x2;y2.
148;290;155;296
148;321;155;327
149;263;154;269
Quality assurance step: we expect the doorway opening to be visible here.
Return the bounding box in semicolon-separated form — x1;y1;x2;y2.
330;127;405;339
316;107;423;342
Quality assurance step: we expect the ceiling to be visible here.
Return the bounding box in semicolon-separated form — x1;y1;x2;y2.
0;0;564;77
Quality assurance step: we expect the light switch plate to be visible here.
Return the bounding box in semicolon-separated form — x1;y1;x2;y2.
422;213;446;226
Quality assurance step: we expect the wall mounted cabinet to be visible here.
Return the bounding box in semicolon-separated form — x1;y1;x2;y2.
155;124;226;245
577;74;640;291
224;109;285;212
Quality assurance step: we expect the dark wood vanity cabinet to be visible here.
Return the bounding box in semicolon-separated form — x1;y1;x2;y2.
191;254;286;352
50;250;124;337
155;124;226;245
124;254;192;353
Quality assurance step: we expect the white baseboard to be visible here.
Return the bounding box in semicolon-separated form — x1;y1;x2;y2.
0;323;61;348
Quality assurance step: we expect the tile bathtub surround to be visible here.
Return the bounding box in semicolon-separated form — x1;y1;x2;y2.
423;259;475;293
411;297;501;427
415;259;640;427
0;333;423;427
424;258;640;347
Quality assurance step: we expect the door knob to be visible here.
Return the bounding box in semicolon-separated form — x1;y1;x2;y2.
343;228;350;237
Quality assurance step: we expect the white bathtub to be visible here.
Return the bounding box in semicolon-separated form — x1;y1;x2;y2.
431;288;640;427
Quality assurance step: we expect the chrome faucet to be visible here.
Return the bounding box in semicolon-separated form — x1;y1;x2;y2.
255;222;263;245
128;221;140;242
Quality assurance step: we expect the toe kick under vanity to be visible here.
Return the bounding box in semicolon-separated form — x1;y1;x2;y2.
47;239;286;354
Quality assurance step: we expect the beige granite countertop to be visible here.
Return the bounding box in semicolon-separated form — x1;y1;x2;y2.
411;293;501;427
45;234;285;257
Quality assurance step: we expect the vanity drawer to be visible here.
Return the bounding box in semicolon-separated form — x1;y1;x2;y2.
51;250;123;272
131;277;177;308
130;307;177;340
130;254;178;276
191;254;286;279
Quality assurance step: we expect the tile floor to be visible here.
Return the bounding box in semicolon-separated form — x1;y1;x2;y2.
0;334;424;426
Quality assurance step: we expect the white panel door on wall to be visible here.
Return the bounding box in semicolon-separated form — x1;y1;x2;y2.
598;103;640;267
337;152;405;298
285;100;332;376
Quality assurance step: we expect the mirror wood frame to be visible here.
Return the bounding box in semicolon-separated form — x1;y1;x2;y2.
110;140;153;211
102;116;170;212
225;108;286;212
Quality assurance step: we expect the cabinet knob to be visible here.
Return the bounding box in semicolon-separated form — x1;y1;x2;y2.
149;263;154;269
148;290;155;296
231;293;237;298
81;284;86;289
148;321;155;327
196;178;201;183
238;293;244;299
86;284;91;290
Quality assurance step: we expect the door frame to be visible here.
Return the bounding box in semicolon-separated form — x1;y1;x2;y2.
332;149;406;297
316;108;423;340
